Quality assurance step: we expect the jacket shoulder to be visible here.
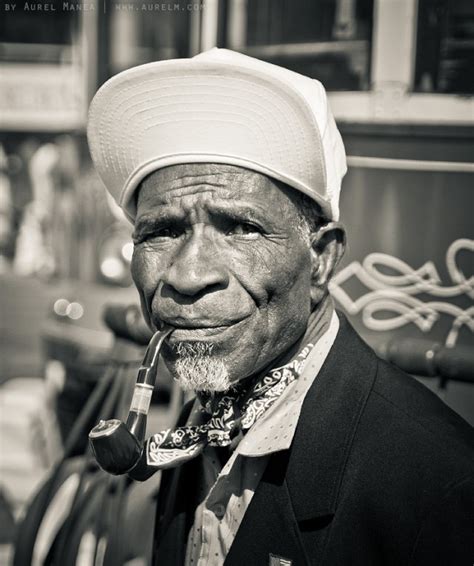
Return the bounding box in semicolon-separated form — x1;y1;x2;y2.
369;357;474;463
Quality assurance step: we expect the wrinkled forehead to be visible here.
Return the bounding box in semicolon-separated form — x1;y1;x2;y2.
135;163;298;213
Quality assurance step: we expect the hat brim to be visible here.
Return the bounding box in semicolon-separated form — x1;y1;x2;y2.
87;58;329;221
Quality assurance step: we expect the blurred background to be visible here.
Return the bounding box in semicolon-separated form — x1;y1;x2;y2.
0;0;473;563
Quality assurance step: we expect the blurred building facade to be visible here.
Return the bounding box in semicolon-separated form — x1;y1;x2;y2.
0;0;473;421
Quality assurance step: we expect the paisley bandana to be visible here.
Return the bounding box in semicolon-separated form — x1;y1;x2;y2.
145;342;315;470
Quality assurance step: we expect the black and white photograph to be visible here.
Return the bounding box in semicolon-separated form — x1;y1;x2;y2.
0;1;473;565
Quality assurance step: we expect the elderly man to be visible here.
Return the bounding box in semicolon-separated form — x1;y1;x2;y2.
88;49;473;566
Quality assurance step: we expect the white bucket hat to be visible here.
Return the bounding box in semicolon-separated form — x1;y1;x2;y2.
87;48;347;221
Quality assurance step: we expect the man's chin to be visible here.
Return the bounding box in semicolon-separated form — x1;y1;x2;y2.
167;343;233;392
176;376;232;393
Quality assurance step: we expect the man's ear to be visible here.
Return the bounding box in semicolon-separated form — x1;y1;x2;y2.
309;222;346;307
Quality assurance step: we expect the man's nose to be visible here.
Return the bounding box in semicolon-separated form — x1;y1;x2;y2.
162;232;229;296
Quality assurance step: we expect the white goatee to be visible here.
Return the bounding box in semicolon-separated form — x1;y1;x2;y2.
170;342;231;392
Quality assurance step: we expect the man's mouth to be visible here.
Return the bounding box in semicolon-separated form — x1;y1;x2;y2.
159;316;250;342
169;325;232;340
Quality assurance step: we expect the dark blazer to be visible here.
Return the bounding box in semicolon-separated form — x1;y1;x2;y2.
152;314;474;566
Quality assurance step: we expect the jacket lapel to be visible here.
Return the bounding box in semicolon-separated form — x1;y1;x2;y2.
286;313;377;521
225;449;309;565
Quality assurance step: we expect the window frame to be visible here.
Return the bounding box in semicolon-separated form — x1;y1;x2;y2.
201;0;473;125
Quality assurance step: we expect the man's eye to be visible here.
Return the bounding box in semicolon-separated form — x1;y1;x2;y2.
153;227;182;239
227;223;261;238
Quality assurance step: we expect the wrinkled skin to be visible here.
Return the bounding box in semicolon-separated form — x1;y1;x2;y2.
132;163;344;385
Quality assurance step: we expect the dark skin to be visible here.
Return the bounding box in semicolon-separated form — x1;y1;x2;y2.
132;163;345;385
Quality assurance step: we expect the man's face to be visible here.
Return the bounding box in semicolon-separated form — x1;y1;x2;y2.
132;164;313;390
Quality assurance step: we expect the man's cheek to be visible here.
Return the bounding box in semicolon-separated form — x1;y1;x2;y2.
131;248;162;292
